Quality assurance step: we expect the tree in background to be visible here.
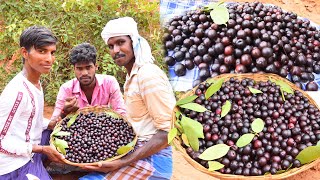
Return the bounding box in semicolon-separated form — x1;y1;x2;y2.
0;0;164;105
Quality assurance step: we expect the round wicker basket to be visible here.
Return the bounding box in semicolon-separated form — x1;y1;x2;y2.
172;73;320;179
50;105;137;167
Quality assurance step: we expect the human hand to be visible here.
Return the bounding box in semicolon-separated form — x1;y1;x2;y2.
62;96;79;115
43;145;65;163
47;116;62;130
81;159;125;173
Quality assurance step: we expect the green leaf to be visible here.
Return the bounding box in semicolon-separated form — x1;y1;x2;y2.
179;103;208;113
175;111;181;120
55;138;68;155
181;115;204;139
248;87;263;94
52;127;62;136
296;146;320;165
199;144;230;160
251;118;265;133
317;140;320;146
184;128;199;151
180;115;203;151
175;121;183;134
208;161;225;171
205;78;224;99
280;88;286;101
276;169;286;174
176;95;198;106
236;133;255;148
126;138;137;148
117;146;133;155
168;128;178;144
54;131;71;137
210;6;229;25
67;114;77;128
181;133;190;147
269;77;294;94
105;111;120;118
221;100;231;118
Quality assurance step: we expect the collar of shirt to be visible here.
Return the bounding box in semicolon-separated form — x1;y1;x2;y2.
126;63;140;81
71;75;103;94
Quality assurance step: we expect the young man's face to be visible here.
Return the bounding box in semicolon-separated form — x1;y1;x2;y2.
22;44;56;74
74;62;97;87
107;35;135;68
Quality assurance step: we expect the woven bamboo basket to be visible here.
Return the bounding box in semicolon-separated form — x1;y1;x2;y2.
50;105;137;167
172;73;320;180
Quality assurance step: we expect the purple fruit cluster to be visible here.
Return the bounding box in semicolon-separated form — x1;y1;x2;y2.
182;77;320;175
164;2;320;90
60;112;135;163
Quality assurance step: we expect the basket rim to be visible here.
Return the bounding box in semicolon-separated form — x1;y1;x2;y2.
50;105;137;167
172;73;320;179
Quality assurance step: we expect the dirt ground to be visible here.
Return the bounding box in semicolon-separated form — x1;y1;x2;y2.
44;0;320;179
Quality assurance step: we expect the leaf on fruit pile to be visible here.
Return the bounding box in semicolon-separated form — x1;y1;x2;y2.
54;138;68;155
199;144;230;160
51;127;62;136
67;114;77;128
179;103;208;112
248;87;263;94
105;111;120;118
280;88;286;101
269;77;293;94
176;95;198;106
296;146;320;165
317;140;320;146
117;146;133;155
183;127;199;151
168;128;178;144
210;5;229;25
251;118;265;133
54;131;71;137
181;133;190;147
205;78;224;99
236;133;255;148
126;138;137;148
175;111;182;120
175;121;183;134
181;115;204;139
221;100;231;118
208;161;225;171
276;169;286;174
181;116;203;151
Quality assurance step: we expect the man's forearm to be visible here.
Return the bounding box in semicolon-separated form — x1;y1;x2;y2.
121;130;169;165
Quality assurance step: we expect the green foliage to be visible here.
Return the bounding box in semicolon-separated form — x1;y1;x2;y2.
179;102;209;112
199;144;230;161
176;95;198;106
0;0;163;105
221;100;231;118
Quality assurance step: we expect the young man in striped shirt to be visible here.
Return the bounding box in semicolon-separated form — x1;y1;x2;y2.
0;26;65;179
80;17;176;180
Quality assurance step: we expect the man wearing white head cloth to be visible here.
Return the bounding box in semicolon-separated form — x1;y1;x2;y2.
80;17;176;180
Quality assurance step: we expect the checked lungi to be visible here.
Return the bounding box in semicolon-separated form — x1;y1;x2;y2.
80;142;172;180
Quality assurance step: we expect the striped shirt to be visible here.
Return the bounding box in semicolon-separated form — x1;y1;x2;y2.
124;63;176;141
0;72;46;175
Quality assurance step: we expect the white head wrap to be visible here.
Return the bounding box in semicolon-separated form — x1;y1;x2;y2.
101;17;155;67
